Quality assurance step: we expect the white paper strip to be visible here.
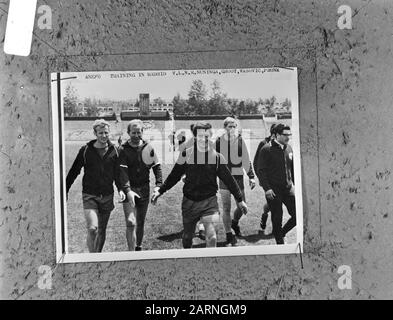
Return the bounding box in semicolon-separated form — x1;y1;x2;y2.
4;0;38;56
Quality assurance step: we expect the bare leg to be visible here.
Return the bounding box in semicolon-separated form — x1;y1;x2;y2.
201;213;219;248
220;189;232;233
123;202;136;251
182;219;198;248
203;222;217;247
95;210;111;252
260;202;270;230
84;209;99;253
233;189;246;222
135;200;149;248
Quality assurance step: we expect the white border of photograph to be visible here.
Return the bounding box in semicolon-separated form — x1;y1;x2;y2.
51;67;303;263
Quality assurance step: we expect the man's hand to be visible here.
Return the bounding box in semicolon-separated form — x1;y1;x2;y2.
118;190;126;202
249;178;256;190
236;201;248;215
151;188;161;205
126;190;140;207
289;184;295;196
265;189;276;200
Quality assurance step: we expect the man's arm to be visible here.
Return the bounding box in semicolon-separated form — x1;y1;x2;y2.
253;141;264;178
214;137;220;154
149;145;163;187
66;146;85;194
257;146;272;191
158;153;187;195
241;138;255;179
118;148;131;193
114;146;122;192
288;145;295;185
152;164;163;187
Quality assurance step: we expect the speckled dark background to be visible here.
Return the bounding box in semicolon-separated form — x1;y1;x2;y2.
1;0;392;299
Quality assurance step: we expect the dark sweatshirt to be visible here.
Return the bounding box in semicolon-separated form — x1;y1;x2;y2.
66;140;120;196
257;139;294;191
118;140;162;193
253;136;271;175
159;144;243;202
215;134;255;190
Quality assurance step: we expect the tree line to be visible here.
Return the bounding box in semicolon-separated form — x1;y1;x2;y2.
63;79;291;117
172;79;291;116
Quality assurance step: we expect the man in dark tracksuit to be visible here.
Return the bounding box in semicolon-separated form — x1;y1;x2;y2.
253;123;276;232
151;121;248;249
118;119;163;251
66;119;121;253
257;124;296;244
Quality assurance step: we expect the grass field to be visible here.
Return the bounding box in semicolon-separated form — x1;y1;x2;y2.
64;120;296;253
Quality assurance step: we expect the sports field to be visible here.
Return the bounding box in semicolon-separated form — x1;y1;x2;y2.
64;119;296;253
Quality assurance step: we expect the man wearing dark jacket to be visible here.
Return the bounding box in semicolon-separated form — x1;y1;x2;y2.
118;119;162;251
257;123;296;244
253;123;276;232
66;119;121;253
151;121;248;249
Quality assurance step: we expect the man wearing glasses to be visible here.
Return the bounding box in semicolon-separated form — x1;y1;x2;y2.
256;123;296;244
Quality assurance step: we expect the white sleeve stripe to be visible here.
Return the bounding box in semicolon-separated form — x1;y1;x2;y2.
120;165;128;168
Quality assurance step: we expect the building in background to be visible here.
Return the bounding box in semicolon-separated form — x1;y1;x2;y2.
65;93;174;119
139;93;150;115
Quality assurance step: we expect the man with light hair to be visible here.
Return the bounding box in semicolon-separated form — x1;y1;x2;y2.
215;117;256;245
66;119;122;253
118;119;163;251
151;121;248;249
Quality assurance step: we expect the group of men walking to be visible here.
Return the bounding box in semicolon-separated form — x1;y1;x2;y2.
66;117;296;252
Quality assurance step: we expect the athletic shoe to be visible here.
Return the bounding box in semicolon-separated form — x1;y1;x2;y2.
198;230;206;240
225;232;237;246
135;246;142;251
260;213;268;231
231;220;242;237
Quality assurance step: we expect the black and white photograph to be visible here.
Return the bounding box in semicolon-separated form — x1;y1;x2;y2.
51;67;302;263
4;0;393;301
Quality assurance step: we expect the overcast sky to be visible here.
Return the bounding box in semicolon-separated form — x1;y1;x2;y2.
56;67;297;102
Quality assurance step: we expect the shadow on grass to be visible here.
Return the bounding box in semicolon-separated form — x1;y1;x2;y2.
157;230;183;242
192;241;228;248
239;231;275;243
157;230;214;242
157;230;276;248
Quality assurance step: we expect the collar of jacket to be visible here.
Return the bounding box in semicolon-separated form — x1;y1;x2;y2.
220;133;241;143
87;139;114;148
271;139;287;150
122;139;148;149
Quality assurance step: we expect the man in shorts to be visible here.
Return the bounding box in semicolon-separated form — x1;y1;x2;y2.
118;119;162;251
215;117;256;245
178;124;205;240
66;119;121;253
151;121;248;249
